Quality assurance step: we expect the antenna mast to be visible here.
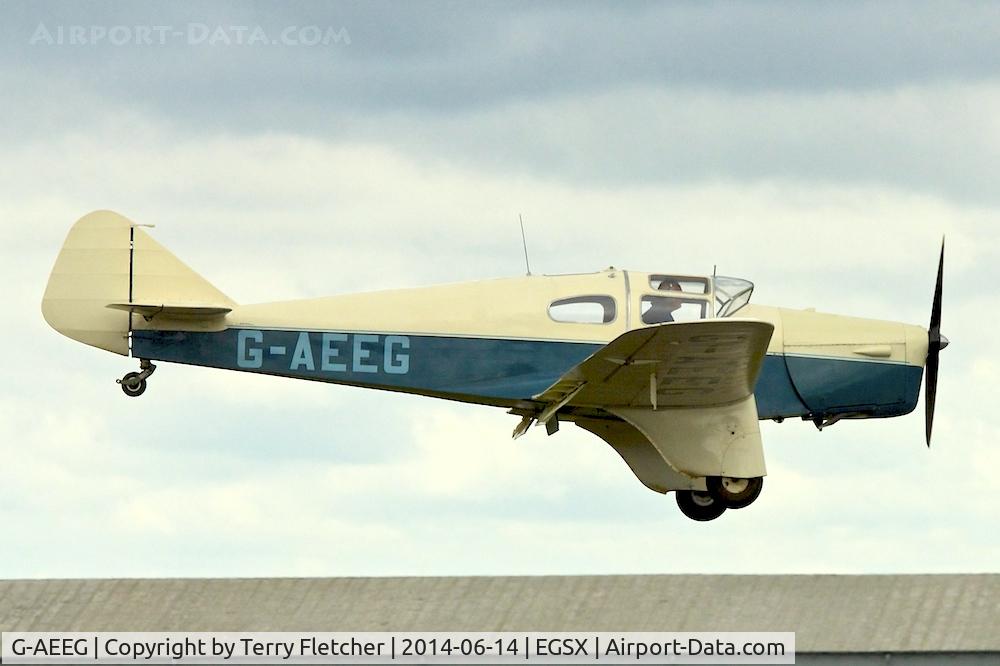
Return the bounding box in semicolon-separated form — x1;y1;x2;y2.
519;214;532;276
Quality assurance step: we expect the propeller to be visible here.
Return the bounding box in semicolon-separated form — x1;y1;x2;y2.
925;239;948;447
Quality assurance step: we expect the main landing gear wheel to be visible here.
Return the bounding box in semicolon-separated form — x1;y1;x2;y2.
675;490;727;522
706;476;764;509
117;360;156;398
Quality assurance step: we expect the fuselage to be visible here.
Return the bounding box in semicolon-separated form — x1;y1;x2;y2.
131;269;928;422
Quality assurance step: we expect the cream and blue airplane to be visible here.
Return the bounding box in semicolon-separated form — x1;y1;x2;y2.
42;211;947;521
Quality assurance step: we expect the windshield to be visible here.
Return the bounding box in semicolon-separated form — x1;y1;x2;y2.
714;276;754;317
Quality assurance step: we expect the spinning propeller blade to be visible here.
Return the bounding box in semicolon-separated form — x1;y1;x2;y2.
925;239;946;447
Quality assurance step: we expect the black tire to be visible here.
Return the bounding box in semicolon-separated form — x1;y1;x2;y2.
120;372;147;397
706;476;764;509
675;490;727;522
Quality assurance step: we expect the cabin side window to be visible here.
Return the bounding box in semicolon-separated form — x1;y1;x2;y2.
548;295;617;324
642;274;712;324
649;275;710;295
641;296;707;324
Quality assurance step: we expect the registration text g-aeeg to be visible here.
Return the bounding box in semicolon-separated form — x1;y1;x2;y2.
11;637;89;658
237;330;410;374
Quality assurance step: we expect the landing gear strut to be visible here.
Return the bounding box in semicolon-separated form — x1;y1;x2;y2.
117;359;156;397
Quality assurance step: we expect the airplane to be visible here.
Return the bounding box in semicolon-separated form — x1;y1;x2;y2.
42;210;947;521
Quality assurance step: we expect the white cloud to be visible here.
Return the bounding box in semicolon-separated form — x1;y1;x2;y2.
2;77;998;578
4;109;994;308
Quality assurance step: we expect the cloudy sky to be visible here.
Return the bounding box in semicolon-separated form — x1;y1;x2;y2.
1;1;998;579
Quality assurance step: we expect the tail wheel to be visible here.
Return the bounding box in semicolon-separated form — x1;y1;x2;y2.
119;372;147;397
675;490;727;522
706;476;764;509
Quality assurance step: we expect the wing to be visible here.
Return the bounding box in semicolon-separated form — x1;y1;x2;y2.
531;319;774;422
517;319;776;484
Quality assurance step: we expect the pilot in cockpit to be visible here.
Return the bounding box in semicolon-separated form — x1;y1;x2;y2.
641;278;684;324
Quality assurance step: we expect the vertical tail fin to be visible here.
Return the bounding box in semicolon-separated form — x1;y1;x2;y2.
42;210;235;356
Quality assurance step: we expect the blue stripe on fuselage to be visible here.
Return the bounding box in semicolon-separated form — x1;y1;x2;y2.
132;328;922;417
754;354;809;418
131;328;602;402
782;354;923;419
755;353;922;419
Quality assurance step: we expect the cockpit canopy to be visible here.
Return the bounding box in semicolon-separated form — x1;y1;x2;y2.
542;269;755;328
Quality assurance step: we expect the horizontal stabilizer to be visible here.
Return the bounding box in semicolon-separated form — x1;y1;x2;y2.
107;302;232;319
